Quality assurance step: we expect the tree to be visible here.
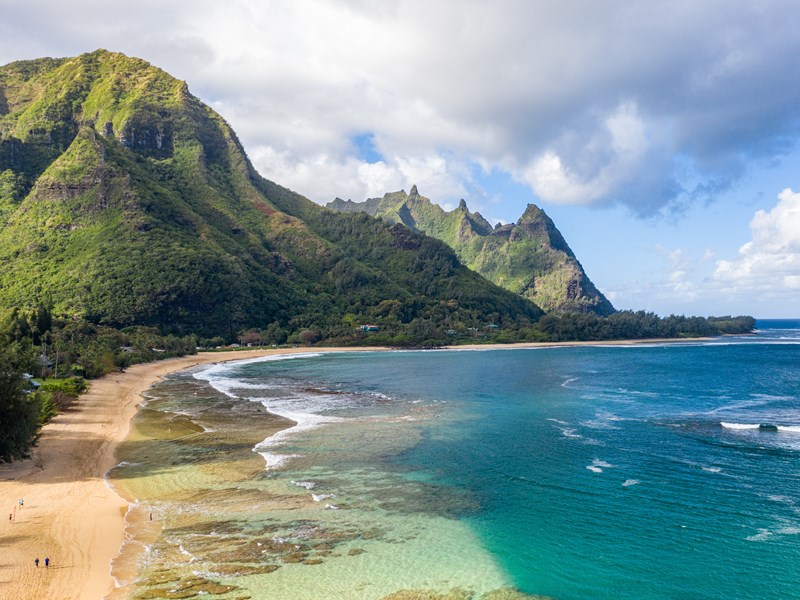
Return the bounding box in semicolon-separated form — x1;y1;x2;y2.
297;329;320;345
0;333;40;462
238;329;263;346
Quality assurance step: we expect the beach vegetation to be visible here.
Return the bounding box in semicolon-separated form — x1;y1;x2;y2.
530;311;756;342
0;316;40;461
0;307;196;462
36;376;86;423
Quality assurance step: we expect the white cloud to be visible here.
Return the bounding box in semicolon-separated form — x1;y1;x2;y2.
250;146;469;203
601;243;731;313
713;188;800;293
3;0;800;215
519;102;650;206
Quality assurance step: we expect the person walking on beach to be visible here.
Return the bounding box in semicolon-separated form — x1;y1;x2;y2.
34;558;39;568
44;557;49;568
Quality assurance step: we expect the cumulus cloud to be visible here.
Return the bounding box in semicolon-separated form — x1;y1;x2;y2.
3;0;800;214
250;146;471;203
714;188;800;293
518;102;651;206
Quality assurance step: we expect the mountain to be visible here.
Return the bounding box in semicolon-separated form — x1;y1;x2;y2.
0;50;541;341
328;186;615;316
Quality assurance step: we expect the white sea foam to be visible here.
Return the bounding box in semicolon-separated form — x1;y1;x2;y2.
750;393;794;402
586;458;613;473
721;422;800;433
253;407;345;469
194;353;353;470
581;410;625;430
702;466;722;473
193;352;324;391
746;529;773;542
178;544;198;562
777;526;800;535
622;479;639;487
747;524;800;542
292;480;316;490
616;387;658;398
708;398;773;414
767;495;795;505
112;460;141;469
559;427;582;439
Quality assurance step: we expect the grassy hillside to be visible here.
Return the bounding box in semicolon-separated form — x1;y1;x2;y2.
0;51;541;342
329;186;615;316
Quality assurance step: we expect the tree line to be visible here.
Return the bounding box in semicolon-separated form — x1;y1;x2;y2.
0;301;755;462
0;305;197;462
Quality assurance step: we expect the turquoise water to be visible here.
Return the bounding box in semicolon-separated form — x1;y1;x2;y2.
118;322;800;599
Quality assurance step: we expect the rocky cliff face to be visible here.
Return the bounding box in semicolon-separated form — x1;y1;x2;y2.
0;51;542;337
328;188;615;316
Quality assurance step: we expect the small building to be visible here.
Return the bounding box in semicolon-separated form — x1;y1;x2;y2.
22;374;41;393
359;324;380;332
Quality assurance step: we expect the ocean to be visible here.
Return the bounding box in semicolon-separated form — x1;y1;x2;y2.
109;320;800;599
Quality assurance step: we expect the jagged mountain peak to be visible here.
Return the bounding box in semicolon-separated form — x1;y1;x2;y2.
327;188;615;316
0;51;542;340
518;203;546;222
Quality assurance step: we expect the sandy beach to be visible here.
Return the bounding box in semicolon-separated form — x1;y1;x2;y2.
0;347;353;600
0;338;708;600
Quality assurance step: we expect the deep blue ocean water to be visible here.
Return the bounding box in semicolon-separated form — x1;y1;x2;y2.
192;321;800;599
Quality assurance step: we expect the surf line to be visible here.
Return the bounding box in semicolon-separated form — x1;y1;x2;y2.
193;352;344;469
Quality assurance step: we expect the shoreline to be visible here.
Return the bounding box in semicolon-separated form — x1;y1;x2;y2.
0;347;354;600
0;337;712;599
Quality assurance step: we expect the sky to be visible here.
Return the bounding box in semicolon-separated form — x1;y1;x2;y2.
2;0;799;317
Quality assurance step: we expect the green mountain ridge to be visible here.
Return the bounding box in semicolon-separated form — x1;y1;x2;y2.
328;186;616;316
0;50;542;342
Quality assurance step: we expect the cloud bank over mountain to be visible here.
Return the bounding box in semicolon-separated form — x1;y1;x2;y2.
4;0;800;218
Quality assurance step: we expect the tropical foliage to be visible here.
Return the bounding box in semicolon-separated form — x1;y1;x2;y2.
0;50;541;342
328;187;616;315
0;304;197;462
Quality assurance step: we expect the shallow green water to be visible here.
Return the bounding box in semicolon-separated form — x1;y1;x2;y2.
111;322;800;599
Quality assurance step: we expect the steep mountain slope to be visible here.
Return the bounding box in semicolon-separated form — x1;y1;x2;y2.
328;186;615;316
0;51;541;339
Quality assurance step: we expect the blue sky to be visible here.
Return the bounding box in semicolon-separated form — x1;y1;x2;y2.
2;0;799;317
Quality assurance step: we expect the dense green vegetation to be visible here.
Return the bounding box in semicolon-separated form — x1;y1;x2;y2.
0;318;39;461
328;187;615;316
0;50;541;342
530;312;756;342
0;304;197;462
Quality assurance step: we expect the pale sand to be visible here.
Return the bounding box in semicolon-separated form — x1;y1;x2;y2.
0;347;361;600
0;337;707;600
445;337;713;351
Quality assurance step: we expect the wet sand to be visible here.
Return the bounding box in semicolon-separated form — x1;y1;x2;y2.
0;348;358;600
